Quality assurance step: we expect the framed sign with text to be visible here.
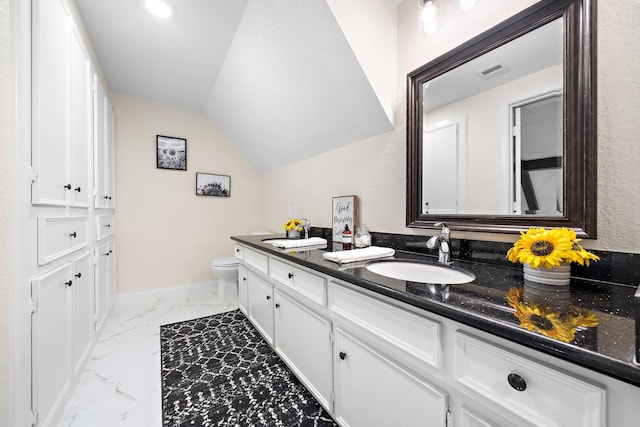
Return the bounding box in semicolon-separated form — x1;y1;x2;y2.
332;195;358;240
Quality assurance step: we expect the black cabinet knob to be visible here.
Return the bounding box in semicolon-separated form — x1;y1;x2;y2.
64;184;72;190
275;303;280;308
242;277;247;281
69;231;77;238
65;280;73;287
507;373;527;391
266;295;271;300
288;272;294;279
74;186;81;192
339;351;347;360
75;273;82;279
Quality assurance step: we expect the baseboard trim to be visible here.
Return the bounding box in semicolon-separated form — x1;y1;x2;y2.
116;281;218;305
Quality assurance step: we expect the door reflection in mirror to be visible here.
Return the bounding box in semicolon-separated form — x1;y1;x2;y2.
511;93;563;215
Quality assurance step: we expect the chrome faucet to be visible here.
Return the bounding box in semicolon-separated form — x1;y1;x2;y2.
299;218;310;239
427;222;451;264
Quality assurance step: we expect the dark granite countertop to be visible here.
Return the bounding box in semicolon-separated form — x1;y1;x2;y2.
231;233;640;387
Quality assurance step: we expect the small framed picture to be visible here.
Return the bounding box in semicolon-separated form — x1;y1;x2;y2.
196;173;231;197
332;195;358;240
156;135;187;170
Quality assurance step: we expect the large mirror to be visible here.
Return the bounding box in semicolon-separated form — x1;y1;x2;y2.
407;0;596;237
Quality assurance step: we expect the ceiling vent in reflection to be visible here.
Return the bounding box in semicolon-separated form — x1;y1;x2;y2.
478;63;510;80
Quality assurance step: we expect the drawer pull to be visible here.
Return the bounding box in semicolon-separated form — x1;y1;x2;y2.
65;280;73;287
288;272;294;279
69;231;77;238
64;184;72;190
507;373;527;391
266;295;271;300
242;277;247;281
75;273;82;279
74;186;81;192
339;351;347;360
275;303;280;308
105;224;111;228
236;248;240;253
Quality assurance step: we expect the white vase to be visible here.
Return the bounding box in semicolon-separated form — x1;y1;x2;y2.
523;262;571;286
286;229;300;239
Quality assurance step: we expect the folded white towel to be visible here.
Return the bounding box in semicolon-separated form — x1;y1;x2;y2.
269;237;327;249
323;246;395;264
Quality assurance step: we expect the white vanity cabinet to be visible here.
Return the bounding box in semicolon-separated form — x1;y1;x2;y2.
333;326;448;427
247;271;274;345
238;264;249;315
234;243;640;427
273;289;333;410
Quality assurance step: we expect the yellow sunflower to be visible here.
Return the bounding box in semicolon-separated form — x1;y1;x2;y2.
507;227;574;269
283;219;302;231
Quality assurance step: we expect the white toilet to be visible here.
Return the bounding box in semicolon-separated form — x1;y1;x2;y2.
210;257;240;302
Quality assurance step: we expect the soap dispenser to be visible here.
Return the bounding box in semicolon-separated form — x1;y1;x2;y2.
342;224;352;250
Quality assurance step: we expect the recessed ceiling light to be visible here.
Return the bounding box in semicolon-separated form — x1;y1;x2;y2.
145;0;173;18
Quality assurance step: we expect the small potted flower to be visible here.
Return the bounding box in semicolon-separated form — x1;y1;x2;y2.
507;227;599;286
284;219;303;239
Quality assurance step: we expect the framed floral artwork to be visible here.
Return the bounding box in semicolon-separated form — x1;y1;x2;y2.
196;173;230;197
156;135;187;170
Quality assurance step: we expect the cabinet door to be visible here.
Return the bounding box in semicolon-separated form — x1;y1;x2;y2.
94;240;115;332
247;271;273;344
274;290;332;410
70;25;92;207
94;78;114;209
71;252;93;375
32;263;73;427
238;265;249;315
334;327;448;427
31;0;71;206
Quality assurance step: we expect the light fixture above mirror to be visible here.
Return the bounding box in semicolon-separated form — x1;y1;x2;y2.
420;0;478;34
407;0;597;238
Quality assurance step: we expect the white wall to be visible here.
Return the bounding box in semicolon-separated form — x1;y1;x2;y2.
262;0;640;253
113;93;263;293
0;0;10;423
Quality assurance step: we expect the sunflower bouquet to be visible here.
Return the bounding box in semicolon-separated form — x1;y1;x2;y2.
283;219;303;232
507;227;599;269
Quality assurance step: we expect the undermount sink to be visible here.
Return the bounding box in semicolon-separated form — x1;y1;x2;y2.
365;259;475;284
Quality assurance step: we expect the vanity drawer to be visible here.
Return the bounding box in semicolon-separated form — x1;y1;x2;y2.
454;331;605;427
329;283;442;371
270;258;326;306
37;216;89;265
95;214;114;241
243;247;268;275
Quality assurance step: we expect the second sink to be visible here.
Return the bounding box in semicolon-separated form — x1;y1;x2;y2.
365;259;475;284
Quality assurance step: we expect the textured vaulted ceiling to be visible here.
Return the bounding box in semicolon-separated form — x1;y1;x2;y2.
74;0;394;171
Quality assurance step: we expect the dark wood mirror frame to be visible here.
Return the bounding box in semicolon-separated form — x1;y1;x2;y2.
406;0;596;238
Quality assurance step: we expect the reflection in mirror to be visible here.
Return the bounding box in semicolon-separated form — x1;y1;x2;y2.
407;0;597;237
421;18;564;216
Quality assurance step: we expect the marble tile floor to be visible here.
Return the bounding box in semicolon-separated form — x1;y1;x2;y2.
59;283;236;427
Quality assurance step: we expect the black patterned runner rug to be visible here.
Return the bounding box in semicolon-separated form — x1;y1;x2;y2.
161;309;338;426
